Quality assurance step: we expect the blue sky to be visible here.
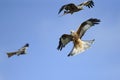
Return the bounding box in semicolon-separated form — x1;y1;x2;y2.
0;0;120;80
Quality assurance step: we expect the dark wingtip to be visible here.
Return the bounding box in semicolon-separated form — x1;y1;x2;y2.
58;11;61;14
91;0;94;6
87;0;94;8
86;18;101;26
93;39;95;41
6;53;15;58
57;39;63;51
57;45;59;50
67;54;71;57
67;53;73;57
88;18;101;22
6;53;11;58
58;4;66;15
67;54;72;57
57;44;63;51
25;43;29;47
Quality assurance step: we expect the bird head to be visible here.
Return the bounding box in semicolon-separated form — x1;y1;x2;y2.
70;30;75;35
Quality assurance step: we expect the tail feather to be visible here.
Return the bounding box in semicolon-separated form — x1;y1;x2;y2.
82;39;95;50
68;39;95;57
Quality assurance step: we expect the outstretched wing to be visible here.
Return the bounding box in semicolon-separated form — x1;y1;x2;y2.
19;43;29;51
16;43;29;55
79;0;94;8
58;5;66;14
7;51;17;58
57;34;73;51
23;43;29;47
77;18;100;39
58;3;77;14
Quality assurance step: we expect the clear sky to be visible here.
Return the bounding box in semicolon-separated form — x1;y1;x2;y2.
0;0;120;80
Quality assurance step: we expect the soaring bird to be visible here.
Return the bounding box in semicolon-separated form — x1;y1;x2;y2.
58;0;94;15
7;43;29;58
57;18;100;57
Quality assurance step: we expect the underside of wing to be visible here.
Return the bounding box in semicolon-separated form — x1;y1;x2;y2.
77;18;100;39
57;34;73;51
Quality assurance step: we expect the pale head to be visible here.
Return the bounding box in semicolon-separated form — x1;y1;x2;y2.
70;30;75;36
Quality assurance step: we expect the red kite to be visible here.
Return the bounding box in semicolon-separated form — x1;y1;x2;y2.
7;43;29;58
58;0;94;15
57;18;100;57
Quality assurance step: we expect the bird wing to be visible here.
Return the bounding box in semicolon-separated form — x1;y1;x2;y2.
17;43;29;55
67;3;78;10
58;3;77;14
19;43;29;51
57;34;73;51
23;43;29;47
7;51;17;55
58;5;66;14
7;51;18;57
83;0;94;8
6;43;29;58
78;0;94;8
76;18;100;39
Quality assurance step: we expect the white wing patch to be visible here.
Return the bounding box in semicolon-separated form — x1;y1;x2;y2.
82;24;91;31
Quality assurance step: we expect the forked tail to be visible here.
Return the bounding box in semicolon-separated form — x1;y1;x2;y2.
68;39;95;57
82;39;95;50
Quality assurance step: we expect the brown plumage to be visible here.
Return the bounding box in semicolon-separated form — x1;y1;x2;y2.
7;43;29;58
58;0;94;15
57;18;100;57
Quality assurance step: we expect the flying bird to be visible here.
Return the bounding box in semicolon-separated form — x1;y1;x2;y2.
7;43;29;58
58;0;94;15
57;18;100;57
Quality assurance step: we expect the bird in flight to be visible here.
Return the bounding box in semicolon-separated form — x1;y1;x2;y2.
58;0;94;16
57;18;100;57
7;43;29;58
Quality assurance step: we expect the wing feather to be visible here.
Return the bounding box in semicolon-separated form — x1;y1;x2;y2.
7;51;17;54
58;5;66;14
78;0;94;8
58;3;78;14
77;18;100;39
67;3;78;10
84;0;94;8
57;34;73;51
